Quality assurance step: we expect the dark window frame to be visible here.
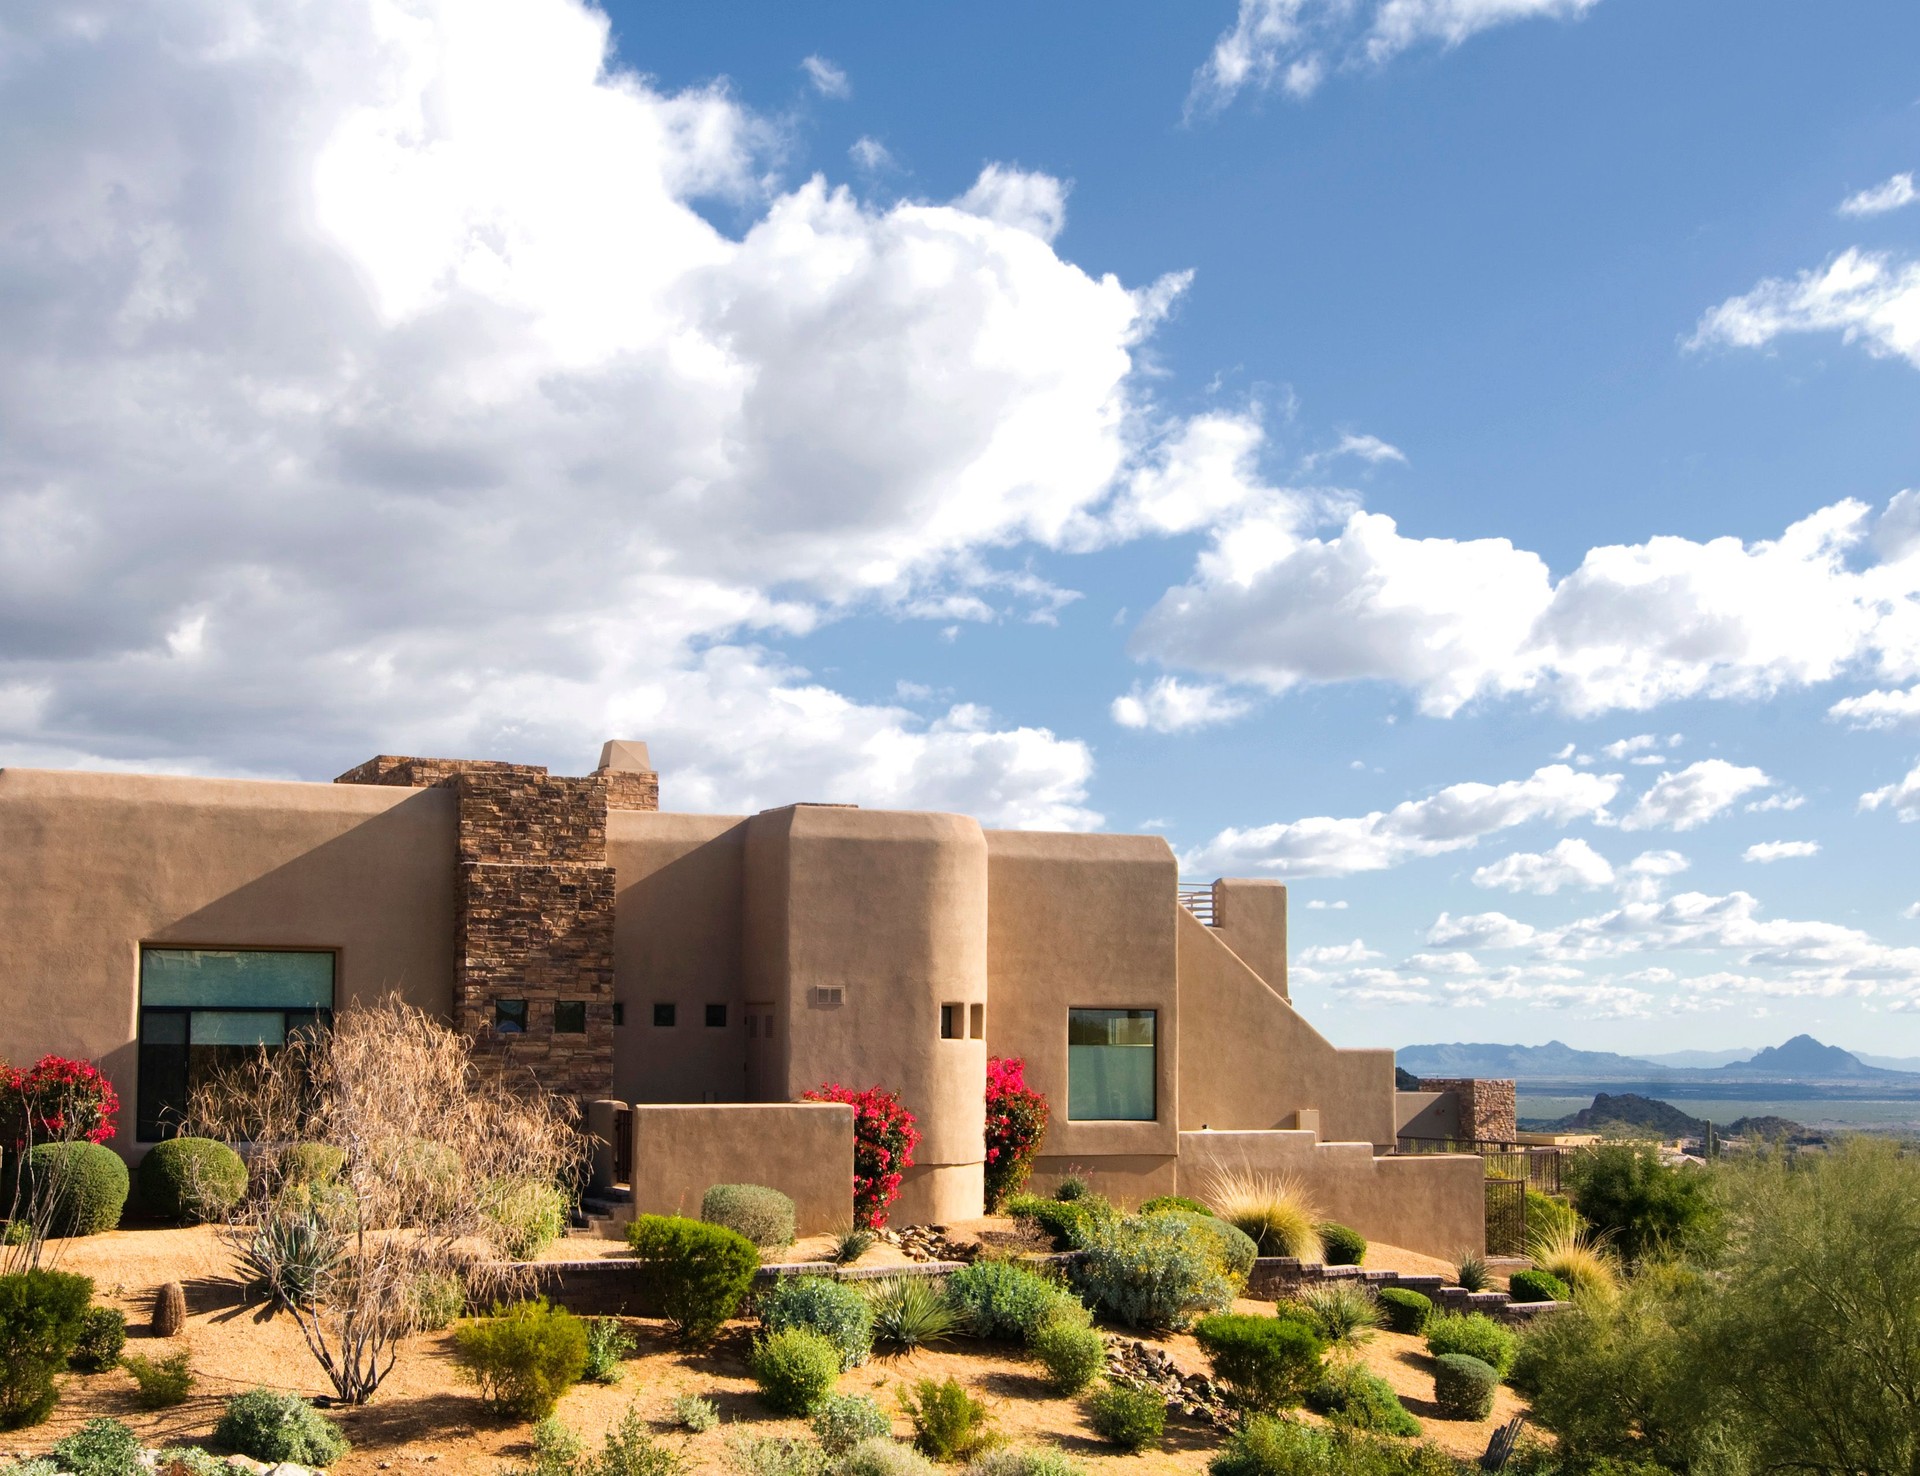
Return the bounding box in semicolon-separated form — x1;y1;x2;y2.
653;1002;677;1028
705;1004;727;1028
553;1000;587;1034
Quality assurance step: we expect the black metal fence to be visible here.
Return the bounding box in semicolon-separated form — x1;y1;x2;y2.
1484;1177;1527;1256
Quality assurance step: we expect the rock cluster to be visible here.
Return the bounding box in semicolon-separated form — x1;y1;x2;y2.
1104;1338;1234;1427
876;1224;978;1263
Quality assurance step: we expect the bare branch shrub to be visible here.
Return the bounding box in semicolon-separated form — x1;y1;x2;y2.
191;996;585;1404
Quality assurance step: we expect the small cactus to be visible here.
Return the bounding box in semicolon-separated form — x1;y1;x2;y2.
153;1280;186;1338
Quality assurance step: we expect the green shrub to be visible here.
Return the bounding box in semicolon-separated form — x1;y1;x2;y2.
152;1447;226;1476
722;1433;825;1476
0;1456;58;1476
1318;1224;1366;1267
600;1404;686;1476
702;1183;796;1249
813;1392;893;1456
868;1276;960;1351
900;1377;995;1462
1053;1178;1089;1202
671;1394;718;1433
139;1138;246;1224
0;1268;93;1427
1525;1190;1581;1244
1306;1365;1420;1436
486;1180;570;1261
1209;1414;1329;1476
750;1327;840;1415
121;1350;193;1408
1377;1288;1431;1335
840;1439;938;1476
509;1415;583;1476
215;1388;351;1465
1506;1270;1569;1304
1084;1384;1164;1451
1147;1210;1257;1284
1003;1194;1115;1251
68;1306;126;1373
583;1316;636;1383
626;1215;758;1342
1138;1195;1210;1217
52;1418;143;1476
1424;1311;1516;1377
759;1274;873;1370
409;1270;467;1331
963;1450;1084;1476
1453;1254;1490;1294
280;1142;346;1187
1566;1145;1718;1265
1288;1283;1380;1349
1193;1314;1324;1410
945;1262;1079;1342
1031;1312;1105;1394
1432;1354;1497;1421
18;1144;129;1237
1072;1215;1236;1332
452;1298;589;1421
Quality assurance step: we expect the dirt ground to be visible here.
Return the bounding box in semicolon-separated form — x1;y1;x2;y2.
11;1226;1529;1476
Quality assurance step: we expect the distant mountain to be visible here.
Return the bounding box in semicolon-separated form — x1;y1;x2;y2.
1640;1048;1757;1068
1528;1092;1809;1141
1857;1052;1920;1072
1718;1034;1907;1080
1397;1040;1661;1078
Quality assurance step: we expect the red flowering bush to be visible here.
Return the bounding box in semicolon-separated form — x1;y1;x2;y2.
0;1056;121;1149
984;1056;1049;1210
802;1083;919;1229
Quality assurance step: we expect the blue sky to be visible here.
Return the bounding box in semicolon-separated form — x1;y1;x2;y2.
3;0;1920;1054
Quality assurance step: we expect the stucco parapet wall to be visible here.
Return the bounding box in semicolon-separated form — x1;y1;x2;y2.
626;1102;855;1235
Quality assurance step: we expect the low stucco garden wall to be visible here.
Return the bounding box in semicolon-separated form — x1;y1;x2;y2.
624;1101;854;1233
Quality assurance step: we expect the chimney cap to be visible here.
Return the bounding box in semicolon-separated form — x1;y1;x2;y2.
597;740;653;773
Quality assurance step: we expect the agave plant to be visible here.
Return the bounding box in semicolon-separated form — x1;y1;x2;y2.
1452;1251;1490;1293
831;1226;877;1265
866;1275;960;1351
244;1211;341;1309
1195;1167;1324;1260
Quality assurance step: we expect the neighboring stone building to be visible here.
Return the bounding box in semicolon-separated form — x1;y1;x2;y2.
0;744;1485;1256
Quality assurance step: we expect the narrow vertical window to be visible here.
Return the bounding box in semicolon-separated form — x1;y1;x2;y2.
940;1003;961;1039
969;1003;985;1040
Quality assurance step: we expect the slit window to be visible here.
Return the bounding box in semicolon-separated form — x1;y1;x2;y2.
554;1000;587;1034
1067;1008;1157;1121
137;947;335;1142
654;1003;677;1028
940;1003;962;1040
969;1003;985;1040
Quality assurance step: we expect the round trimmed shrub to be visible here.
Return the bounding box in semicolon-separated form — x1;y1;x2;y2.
1192;1313;1325;1410
758;1274;873;1371
1432;1353;1498;1421
215;1388;350;1464
702;1183;796;1249
1085;1383;1165;1451
1506;1269;1570;1304
1378;1286;1432;1335
280;1143;345;1187
1138;1195;1210;1217
945;1261;1082;1342
139;1138;246;1224
19;1143;128;1237
1424;1310;1517;1377
750;1326;840;1415
1318;1223;1367;1266
69;1306;127;1373
1072;1214;1236;1331
1032;1310;1105;1394
626;1214;758;1342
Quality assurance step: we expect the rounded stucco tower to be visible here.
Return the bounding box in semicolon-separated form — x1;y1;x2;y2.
742;804;988;1223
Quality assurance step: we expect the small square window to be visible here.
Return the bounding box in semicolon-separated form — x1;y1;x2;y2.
612;1002;626;1026
705;1004;727;1028
653;1002;677;1028
940;1003;962;1040
969;1003;985;1040
495;999;527;1034
554;1000;587;1034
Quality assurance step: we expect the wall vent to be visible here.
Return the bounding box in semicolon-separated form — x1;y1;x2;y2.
814;985;847;1008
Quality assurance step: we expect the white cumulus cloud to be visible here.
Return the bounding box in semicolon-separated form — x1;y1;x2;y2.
1691;248;1920;369
1743;840;1820;863
1862;762;1920;822
1427;911;1538;949
1111;677;1252;733
1829;685;1920;729
1471;837;1615;894
1185;763;1620;878
1839;172;1917;219
801;55;851;98
1621;761;1772;832
1297;940;1382;965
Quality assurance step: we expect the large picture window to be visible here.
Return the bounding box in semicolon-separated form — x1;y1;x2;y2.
1067;1008;1157;1121
137;948;335;1141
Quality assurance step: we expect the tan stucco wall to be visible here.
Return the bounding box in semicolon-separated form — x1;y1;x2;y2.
625;1102;855;1233
984;830;1180;1168
1396;1090;1460;1140
1176;908;1396;1148
1207;880;1290;1000
608;811;749;1106
745;806;989;1224
0;767;456;1151
1175;1130;1486;1261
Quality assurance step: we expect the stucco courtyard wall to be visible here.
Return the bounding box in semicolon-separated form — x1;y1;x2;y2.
0;768;456;1152
624;1102;855;1233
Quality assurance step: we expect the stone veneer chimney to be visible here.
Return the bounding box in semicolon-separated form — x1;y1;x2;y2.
335;742;659;1096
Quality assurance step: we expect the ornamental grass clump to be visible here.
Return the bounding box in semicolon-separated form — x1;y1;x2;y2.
1193;1313;1325;1410
627;1215;759;1342
1196;1169;1323;1261
1526;1223;1620;1301
984;1059;1049;1211
1288;1282;1380;1351
801;1084;919;1230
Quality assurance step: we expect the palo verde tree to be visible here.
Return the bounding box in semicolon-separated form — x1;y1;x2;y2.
191;996;584;1404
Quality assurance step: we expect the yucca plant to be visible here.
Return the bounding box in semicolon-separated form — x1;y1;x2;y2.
1527;1221;1620;1299
831;1226;877;1266
866;1275;960;1351
1453;1252;1490;1293
1289;1281;1380;1351
1197;1168;1324;1260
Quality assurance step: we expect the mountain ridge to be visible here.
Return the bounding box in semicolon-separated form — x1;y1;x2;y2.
1399;1034;1920;1082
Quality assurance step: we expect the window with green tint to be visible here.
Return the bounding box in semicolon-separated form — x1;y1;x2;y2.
137;948;334;1141
1067;1009;1157;1121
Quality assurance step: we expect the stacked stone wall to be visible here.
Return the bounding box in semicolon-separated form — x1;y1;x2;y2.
1417;1077;1518;1143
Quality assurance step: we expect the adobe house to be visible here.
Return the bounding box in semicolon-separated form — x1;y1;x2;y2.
0;744;1484;1256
